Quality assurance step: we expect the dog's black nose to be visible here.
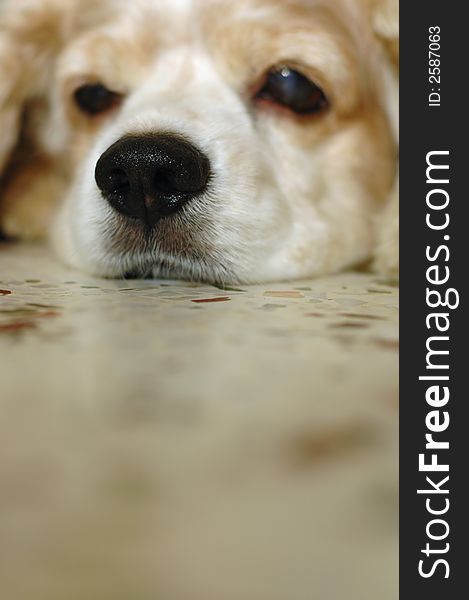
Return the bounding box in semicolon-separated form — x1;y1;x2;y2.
95;134;210;224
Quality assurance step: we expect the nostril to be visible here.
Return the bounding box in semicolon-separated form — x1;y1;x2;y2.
153;169;180;195
107;169;131;195
110;169;130;190
95;163;131;196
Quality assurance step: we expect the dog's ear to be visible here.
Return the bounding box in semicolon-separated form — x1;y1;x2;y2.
0;29;25;174
371;0;398;68
369;0;399;279
0;0;68;174
0;0;74;238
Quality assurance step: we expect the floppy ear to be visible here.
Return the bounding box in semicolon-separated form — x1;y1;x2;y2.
370;0;399;279
0;0;66;172
371;0;398;68
0;31;26;174
0;0;71;238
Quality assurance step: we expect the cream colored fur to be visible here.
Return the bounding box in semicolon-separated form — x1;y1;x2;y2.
0;0;398;283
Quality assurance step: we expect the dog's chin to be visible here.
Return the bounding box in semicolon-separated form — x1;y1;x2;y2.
96;213;239;285
122;258;238;286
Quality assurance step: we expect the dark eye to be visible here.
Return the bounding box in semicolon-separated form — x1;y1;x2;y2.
255;66;328;115
73;83;123;116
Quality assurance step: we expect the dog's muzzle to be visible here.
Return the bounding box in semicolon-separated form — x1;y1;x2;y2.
95;134;211;226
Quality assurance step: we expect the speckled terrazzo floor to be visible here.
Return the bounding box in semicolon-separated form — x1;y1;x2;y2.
0;242;398;600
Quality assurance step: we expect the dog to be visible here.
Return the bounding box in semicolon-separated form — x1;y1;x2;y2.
0;0;398;284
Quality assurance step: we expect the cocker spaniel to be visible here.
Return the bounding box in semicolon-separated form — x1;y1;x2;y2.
0;0;398;283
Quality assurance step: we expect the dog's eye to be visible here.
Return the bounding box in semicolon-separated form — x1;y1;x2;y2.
73;83;123;116
255;66;328;115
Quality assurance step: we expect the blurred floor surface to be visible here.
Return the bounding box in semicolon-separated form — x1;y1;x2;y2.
0;242;398;600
